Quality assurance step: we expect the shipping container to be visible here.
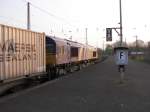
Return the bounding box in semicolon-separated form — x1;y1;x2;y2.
0;24;46;82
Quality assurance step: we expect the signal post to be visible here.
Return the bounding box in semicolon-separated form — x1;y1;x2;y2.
106;0;128;83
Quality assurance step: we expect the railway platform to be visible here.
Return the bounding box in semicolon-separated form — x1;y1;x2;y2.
0;57;150;112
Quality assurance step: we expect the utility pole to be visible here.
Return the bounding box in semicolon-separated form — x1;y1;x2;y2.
103;37;105;52
119;0;123;46
85;28;88;45
106;0;123;46
27;2;30;30
135;35;138;55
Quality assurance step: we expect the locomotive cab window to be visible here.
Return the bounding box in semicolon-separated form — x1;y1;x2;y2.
93;51;97;57
71;47;78;57
46;37;56;54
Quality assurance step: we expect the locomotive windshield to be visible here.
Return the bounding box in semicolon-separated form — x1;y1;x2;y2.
46;36;56;54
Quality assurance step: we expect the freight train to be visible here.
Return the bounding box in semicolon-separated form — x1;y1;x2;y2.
46;36;99;79
0;24;102;84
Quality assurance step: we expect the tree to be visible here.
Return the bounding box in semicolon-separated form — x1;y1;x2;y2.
105;44;113;55
112;41;127;47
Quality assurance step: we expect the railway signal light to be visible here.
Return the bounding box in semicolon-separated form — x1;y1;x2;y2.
106;28;112;41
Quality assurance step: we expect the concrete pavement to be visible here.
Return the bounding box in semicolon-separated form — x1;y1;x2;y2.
0;57;150;112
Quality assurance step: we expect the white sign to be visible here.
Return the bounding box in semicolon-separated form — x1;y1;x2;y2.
115;49;128;65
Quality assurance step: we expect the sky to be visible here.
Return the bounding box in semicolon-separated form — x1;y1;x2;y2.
0;0;150;48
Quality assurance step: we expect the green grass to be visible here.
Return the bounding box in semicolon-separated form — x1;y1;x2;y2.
130;56;144;61
130;56;150;64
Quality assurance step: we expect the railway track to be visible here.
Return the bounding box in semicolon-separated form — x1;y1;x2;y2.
0;60;104;98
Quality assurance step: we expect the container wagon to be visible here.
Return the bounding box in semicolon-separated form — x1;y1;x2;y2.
0;24;46;83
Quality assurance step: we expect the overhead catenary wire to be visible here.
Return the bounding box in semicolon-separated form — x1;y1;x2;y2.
31;4;66;22
21;0;76;28
2;0;87;44
0;15;25;25
0;15;44;31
